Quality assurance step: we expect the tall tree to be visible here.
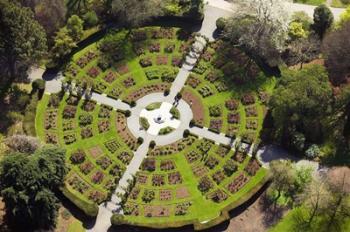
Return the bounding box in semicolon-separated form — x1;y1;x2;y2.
0;145;67;229
322;21;350;85
111;0;163;27
268;160;296;207
312;4;334;39
67;14;84;41
0;0;47;87
18;0;67;37
269;65;332;147
224;0;290;67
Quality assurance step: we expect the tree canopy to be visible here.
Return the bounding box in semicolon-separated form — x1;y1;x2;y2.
0;145;67;229
0;0;47;85
269;65;332;149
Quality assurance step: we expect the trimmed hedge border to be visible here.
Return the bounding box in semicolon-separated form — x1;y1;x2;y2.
110;173;270;230
61;186;99;218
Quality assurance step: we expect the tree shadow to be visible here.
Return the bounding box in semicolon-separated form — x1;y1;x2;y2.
57;192;96;230
260;194;288;228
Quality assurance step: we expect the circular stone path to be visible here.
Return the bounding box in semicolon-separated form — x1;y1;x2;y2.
127;92;193;146
140;102;180;136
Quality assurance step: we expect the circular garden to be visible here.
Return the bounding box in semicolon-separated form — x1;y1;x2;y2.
36;26;274;229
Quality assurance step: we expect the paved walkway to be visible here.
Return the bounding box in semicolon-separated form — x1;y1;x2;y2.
90;93;130;111
27;2;335;230
205;0;345;20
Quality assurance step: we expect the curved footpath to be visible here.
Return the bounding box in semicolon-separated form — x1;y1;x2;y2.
26;1;331;231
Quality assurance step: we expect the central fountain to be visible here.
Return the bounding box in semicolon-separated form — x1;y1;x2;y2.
154;115;165;124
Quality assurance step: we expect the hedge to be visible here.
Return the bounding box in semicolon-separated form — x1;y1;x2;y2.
110;174;270;230
61;186;99;218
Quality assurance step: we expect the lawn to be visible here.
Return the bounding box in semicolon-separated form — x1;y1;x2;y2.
269;205;350;231
36;26;272;228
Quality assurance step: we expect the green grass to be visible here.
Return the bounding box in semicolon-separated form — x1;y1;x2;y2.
269;205;350;232
146;102;162;111
67;220;85;232
294;0;326;5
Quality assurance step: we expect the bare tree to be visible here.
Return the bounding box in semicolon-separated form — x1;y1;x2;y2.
5;134;40;154
111;0;163;27
224;0;291;66
323;167;350;231
268;160;296;208
297;178;330;226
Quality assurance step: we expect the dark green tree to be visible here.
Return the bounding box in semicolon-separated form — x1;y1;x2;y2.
0;0;47;88
312;4;334;39
0;146;67;230
269;65;332;149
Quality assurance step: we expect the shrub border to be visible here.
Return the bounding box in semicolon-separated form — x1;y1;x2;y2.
61;186;99;218
111;173;270;230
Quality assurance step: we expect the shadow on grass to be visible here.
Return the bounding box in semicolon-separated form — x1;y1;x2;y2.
57;191;96;230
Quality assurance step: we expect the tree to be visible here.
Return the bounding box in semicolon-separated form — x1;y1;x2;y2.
312;4;334;39
291;11;312;31
288;22;307;40
337;6;350;28
323;167;350;231
268;160;296;207
50;27;77;64
322;21;350;85
283;35;320;69
67;15;84;42
18;0;67;37
224;0;290;67
269;65;332;147
296;178;330;229
0;145;67;229
111;0;163;27
4;135;40;154
66;0;88;14
0;0;47;86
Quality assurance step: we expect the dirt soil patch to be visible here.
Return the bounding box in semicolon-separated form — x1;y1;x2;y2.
89;146;103;158
226;193;288;232
182;89;204;126
176;187;190;199
144;205;170;217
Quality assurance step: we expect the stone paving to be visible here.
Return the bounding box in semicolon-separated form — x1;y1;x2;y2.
26;1;340;231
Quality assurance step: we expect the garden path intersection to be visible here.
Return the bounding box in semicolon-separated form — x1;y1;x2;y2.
26;1;339;231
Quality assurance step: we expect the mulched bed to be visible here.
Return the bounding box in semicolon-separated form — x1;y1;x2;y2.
244;158;261;176
125;83;170;103
208;189;228;203
115;112;139;150
116;64;129;75
156;55;168;65
192;165;208;178
88;146;103;159
185;150;201;163
144;205;170;217
136;173;149;185
159;189;172;201
176;187;190;199
168;172;182;185
182;89;205;126
226;173;249;194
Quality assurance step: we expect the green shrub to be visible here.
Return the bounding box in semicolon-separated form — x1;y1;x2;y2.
140;117;150;130
146;102;161;111
149;140;156;148
183;129;190;138
111;214;125;225
159;127;174;135
124;110;131;117
216;17;227;31
23;94;38;136
170;107;180;119
61;187;99;217
32;79;45;90
83;11;99;28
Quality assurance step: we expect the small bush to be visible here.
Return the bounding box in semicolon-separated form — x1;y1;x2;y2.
183;129;190;138
216;17;227;31
149;140;156;148
83;11;99;28
124;110;131;117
